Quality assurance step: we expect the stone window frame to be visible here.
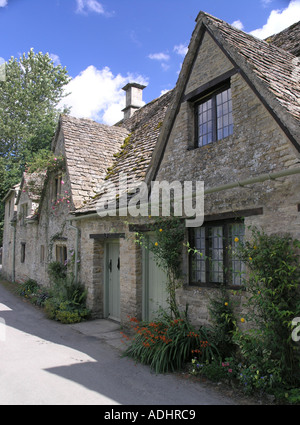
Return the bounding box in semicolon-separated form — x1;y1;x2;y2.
183;70;237;151
194;82;233;147
20;242;26;264
52;172;63;202
55;244;67;265
188;218;245;288
40;245;45;264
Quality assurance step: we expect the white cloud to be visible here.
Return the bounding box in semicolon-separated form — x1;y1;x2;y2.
173;44;188;57
261;0;273;7
148;52;170;61
61;65;148;125
76;0;105;14
0;0;8;7
231;20;244;30
250;0;300;38
160;89;171;96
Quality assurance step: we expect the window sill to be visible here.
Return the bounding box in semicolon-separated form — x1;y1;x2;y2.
188;282;245;291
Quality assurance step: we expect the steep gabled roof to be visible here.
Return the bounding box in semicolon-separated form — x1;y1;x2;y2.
146;12;300;185
16;172;46;205
57;115;129;208
266;20;300;57
200;13;300;124
74;89;175;214
15;171;46;220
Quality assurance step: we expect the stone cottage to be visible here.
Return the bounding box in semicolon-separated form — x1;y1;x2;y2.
2;12;300;327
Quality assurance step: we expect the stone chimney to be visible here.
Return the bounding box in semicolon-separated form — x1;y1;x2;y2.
122;82;146;119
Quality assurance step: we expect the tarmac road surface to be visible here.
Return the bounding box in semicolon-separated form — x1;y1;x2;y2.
0;279;238;406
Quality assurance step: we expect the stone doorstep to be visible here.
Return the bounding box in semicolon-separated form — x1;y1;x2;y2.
69;318;128;351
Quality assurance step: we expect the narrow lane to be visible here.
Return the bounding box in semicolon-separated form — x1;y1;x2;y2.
0;280;237;406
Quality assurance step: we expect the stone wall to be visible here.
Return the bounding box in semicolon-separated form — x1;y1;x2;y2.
2;192;16;281
154;29;300;327
79;217;143;322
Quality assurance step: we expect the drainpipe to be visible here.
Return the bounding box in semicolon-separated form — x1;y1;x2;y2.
11;221;16;282
68;221;79;284
204;166;300;195
67;166;300;222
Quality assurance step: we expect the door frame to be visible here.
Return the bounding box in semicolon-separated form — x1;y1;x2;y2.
142;234;169;321
104;239;120;321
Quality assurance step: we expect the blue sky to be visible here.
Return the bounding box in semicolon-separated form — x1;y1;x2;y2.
0;0;299;125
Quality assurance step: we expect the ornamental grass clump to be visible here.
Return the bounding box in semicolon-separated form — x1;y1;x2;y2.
123;312;218;374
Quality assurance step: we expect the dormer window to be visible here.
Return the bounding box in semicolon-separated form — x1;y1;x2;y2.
196;84;233;147
53;173;62;201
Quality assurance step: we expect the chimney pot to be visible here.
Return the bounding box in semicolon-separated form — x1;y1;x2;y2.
122;82;146;119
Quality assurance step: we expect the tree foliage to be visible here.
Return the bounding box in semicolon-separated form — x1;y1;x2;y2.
0;48;70;161
0;49;71;244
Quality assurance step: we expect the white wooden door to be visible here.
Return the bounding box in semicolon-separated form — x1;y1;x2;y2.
106;241;120;321
142;236;169;321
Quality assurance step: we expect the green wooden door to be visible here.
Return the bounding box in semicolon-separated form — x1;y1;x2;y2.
106;241;120;321
142;236;168;321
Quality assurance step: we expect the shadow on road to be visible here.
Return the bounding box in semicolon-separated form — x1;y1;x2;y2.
0;276;240;405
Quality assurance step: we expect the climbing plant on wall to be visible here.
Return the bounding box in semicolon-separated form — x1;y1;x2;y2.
135;216;185;317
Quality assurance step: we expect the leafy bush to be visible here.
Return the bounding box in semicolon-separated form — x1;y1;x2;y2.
208;286;238;359
16;279;50;307
16;279;40;296
190;357;238;383
53;301;90;324
44;274;90;323
44;261;90;323
48;261;67;281
237;228;300;388
123;311;218;374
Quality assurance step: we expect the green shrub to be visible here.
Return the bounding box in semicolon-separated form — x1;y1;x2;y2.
190;357;238;382
208;286;238;359
44;297;61;320
237;228;300;388
48;261;67;281
123;311;218;374
46;262;90;324
16;278;40;297
16;279;50;307
55;301;90;324
44;297;90;324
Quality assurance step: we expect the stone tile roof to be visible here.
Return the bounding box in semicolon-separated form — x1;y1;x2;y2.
16;172;46;203
146;12;300;185
266;21;300;57
200;12;300;122
59;115;129;208
16;172;46;220
75;89;175;214
72;12;299;215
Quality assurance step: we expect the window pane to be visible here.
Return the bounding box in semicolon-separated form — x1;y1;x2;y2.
209;226;223;283
198;99;213;147
192;227;206;283
216;88;233;141
197;86;233;147
229;223;246;285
